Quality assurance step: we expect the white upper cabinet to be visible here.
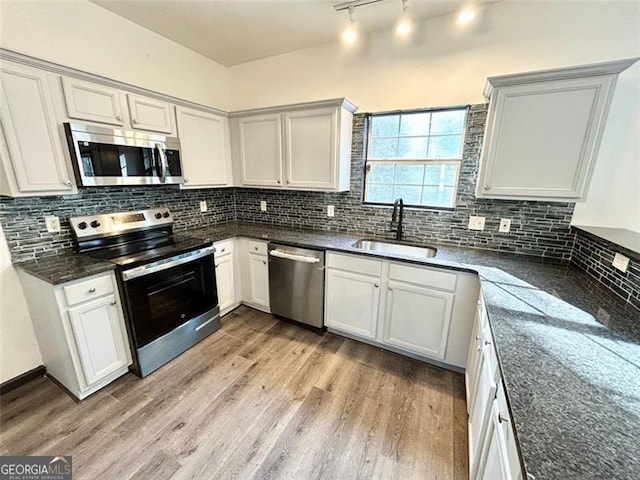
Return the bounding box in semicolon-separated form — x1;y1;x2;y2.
233;98;356;192
127;93;175;134
477;58;638;201
237;113;283;187
284;107;338;189
176;106;231;187
61;77;126;126
0;61;75;195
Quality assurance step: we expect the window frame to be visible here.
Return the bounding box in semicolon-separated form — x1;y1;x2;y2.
362;105;469;210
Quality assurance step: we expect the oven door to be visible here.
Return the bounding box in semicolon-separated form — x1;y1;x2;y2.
120;248;218;348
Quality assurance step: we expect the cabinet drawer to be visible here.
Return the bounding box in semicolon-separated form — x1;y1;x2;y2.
247;240;268;256
326;253;382;277
389;263;457;291
214;239;234;257
63;274;114;307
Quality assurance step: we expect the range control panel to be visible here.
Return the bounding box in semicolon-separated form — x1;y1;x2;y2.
70;208;173;239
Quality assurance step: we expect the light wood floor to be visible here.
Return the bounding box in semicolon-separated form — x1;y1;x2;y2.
1;306;468;480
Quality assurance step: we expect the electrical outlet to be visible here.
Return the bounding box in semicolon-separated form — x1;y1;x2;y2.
499;218;511;233
327;205;335;217
45;215;60;233
260;200;267;212
199;201;208;213
468;216;486;231
612;253;629;273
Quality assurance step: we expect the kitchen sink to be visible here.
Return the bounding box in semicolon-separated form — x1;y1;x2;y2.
353;239;437;258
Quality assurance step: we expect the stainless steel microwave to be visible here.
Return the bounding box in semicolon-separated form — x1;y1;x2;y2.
64;122;183;187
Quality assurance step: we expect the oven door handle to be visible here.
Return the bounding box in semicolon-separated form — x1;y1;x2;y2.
121;246;214;281
155;143;168;184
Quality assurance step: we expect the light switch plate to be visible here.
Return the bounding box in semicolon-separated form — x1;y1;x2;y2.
45;215;60;233
468;216;486;231
327;205;335;217
612;253;629;273
499;218;511;233
260;200;267;212
199;201;208;213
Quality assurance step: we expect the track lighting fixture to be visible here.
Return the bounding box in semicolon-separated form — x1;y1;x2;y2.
395;0;411;37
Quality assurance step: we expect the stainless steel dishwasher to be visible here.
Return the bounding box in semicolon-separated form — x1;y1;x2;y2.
268;243;325;330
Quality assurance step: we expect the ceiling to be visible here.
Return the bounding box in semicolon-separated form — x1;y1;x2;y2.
91;0;476;67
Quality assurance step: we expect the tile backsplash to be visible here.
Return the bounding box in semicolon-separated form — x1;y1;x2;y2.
0;187;235;262
0;103;576;263
236;105;576;259
572;229;640;310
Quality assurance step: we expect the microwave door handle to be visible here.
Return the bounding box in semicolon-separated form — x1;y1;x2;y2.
155;143;168;183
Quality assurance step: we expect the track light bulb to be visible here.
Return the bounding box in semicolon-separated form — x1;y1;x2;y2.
396;16;411;36
342;26;358;45
457;7;476;25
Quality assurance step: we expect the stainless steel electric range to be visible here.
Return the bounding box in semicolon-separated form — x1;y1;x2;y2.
70;208;220;377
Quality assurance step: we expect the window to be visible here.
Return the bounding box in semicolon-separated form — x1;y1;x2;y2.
364;107;468;209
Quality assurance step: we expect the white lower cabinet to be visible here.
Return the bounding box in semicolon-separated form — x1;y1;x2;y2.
238;238;270;312
325;269;380;339
467;290;523;480
324;252;478;369
18;270;132;400
67;295;130;386
214;239;240;315
383;280;453;359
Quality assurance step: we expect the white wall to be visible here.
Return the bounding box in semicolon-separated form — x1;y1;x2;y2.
228;1;640;231
0;0;230;110
0;225;43;383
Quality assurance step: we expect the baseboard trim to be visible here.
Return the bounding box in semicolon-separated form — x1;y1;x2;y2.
0;365;46;394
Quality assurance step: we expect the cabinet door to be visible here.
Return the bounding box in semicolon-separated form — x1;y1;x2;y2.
176;106;229;187
383;281;454;359
284;107;337;189
238;114;283;187
215;253;236;312
68;295;130;386
476;400;513;480
61;77;125;126
325;269;380;339
127;94;174;134
478;76;614;200
248;253;270;308
466;311;483;412
0;63;73;193
468;347;499;479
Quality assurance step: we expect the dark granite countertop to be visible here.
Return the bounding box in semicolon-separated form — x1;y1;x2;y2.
15;252;115;284
14;221;640;479
187;221;640;480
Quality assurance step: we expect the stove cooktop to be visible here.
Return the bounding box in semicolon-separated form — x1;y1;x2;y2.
83;234;213;268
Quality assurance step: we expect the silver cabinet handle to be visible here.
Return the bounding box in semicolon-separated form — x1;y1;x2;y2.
388;286;392;291
277;179;281;184
262;260;266;265
221;248;226;253
116;115;122;121
254;247;259;251
286;180;290;184
477;346;483;352
63;179;71;186
110;300;117;305
184;177;189;183
498;413;509;424
475;335;481;341
485;340;492;346
88;288;96;293
215;264;219;268
485;185;491;190
374;283;379;288
132;119;138;124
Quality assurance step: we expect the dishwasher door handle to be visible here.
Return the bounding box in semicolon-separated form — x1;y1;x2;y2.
269;249;321;264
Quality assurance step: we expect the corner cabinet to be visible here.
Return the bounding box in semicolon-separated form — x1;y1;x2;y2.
176;106;232;187
232;98;356;192
477;58;639;201
0;61;75;196
18;270;132;400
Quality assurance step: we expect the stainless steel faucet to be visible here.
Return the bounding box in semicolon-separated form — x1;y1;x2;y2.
390;198;404;241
